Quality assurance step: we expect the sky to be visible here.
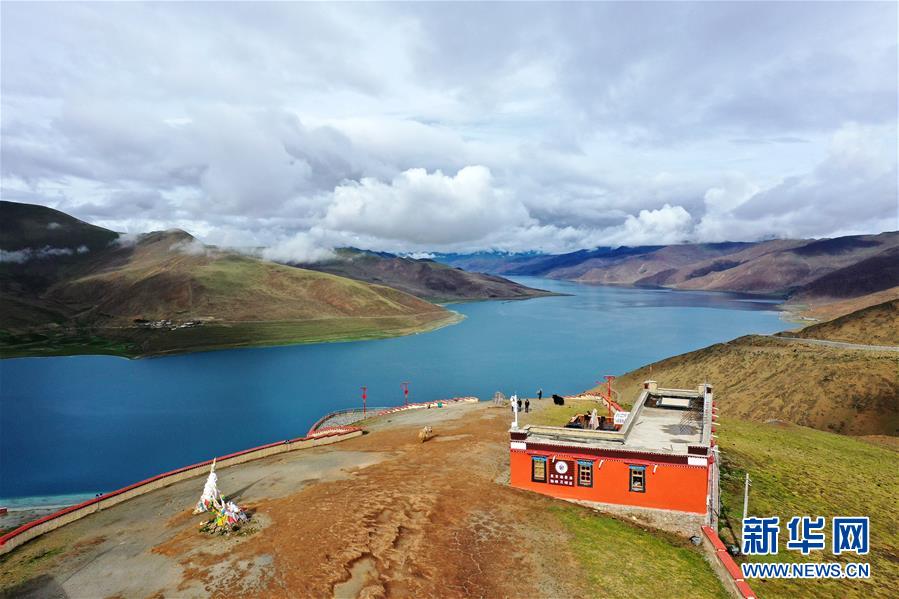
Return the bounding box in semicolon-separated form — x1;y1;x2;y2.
1;1;897;260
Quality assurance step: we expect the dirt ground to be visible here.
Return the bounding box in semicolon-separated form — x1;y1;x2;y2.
0;402;713;598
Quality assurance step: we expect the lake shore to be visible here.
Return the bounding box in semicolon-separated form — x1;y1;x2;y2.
0;310;464;360
0;401;730;598
1;280;786;500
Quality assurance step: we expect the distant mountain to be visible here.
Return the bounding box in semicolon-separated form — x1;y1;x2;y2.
0;201;456;357
297;248;555;303
792;245;899;299
431;251;551;276
436;232;899;301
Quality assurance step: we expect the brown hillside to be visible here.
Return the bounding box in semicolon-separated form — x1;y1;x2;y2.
540;231;899;300
673;234;898;295
785;286;899;322
300;248;554;303
560;243;755;285
610;335;898;436
787;299;899;346
1;206;459;356
793;245;899;299
47;231;447;324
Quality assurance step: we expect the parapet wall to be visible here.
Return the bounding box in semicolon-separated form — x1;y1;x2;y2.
701;525;757;599
309;396;479;434
0;426;361;555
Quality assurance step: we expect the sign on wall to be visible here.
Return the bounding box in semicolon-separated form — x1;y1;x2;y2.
549;459;575;486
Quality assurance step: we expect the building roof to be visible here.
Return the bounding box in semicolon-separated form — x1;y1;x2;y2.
517;385;712;456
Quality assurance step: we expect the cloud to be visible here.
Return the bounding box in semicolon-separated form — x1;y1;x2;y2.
697;123;898;241
324;166;531;245
0;245;86;263
404;251;435;260
262;232;335;264
0;2;895;255
603;204;694;246
169;238;210;256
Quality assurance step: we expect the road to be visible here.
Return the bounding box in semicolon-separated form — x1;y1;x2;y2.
773;335;899;353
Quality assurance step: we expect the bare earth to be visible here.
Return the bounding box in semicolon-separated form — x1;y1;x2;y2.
0;404;561;598
0;402;725;598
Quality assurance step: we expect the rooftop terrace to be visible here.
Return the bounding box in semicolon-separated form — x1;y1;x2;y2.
517;383;713;456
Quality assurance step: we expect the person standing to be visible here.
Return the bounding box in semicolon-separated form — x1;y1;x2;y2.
517;397;523;413
537;388;543;400
525;398;530;413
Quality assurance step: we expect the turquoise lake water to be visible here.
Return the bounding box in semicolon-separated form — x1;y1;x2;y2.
0;278;784;501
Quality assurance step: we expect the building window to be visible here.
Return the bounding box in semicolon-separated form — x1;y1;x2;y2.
532;457;547;482
577;460;593;487
629;465;646;493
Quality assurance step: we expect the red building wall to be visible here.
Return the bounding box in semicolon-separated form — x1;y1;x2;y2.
510;449;709;514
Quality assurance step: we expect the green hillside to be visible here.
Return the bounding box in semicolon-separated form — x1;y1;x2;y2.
1;202;458;357
717;419;898;598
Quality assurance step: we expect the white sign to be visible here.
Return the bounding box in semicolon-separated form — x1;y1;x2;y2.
688;456;709;467
613;411;630;425
510;441;526;451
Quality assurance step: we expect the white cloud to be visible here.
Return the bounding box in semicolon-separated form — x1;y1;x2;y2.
169;238;210;256
0;246;80;262
404;251;435;260
0;2;895;255
324;166;531;245
604;204;694;246
696;122;898;241
262;232;335;264
0;249;30;263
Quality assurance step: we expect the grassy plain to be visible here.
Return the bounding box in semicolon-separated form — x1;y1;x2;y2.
553;504;729;598
717;419;898;598
0;312;461;359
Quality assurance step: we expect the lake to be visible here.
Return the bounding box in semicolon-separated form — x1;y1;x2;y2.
0;278;784;502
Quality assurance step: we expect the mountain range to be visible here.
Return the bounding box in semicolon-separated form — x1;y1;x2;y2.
295;248;554;303
438;232;899;305
0;201;546;357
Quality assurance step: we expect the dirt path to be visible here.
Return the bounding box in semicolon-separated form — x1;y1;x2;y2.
772;335;899;352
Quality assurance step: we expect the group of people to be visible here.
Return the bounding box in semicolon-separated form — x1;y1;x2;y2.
512;388;544;415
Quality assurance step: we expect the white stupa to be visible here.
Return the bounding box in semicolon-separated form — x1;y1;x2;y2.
193;458;223;513
589;408;600;430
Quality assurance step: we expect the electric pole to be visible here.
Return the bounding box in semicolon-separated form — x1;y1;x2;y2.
743;472;751;522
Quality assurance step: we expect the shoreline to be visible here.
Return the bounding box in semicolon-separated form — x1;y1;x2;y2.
0;310;466;361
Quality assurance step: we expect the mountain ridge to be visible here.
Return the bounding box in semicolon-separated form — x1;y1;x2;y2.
293;247;557;303
436;232;899;303
0;202;457;357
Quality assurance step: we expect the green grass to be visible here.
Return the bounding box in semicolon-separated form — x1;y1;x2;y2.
552;504;729;598
0;312;462;359
0;329;138;358
518;397;608;427
718;419;898;598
